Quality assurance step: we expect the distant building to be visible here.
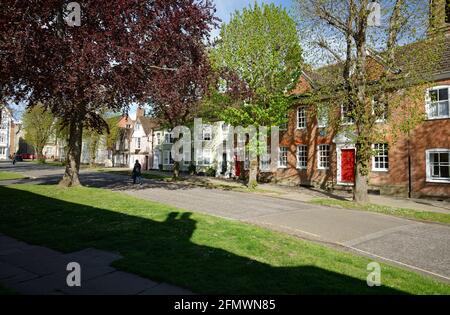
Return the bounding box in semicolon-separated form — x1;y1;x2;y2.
0;106;20;160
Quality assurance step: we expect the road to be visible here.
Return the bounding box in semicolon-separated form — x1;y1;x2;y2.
1;161;450;282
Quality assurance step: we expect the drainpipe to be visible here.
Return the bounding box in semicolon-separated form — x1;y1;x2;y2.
407;132;412;199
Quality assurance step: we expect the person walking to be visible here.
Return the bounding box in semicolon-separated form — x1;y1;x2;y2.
12;153;17;166
132;160;142;184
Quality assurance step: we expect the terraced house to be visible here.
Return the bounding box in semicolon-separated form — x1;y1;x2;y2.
0;106;20;160
268;2;450;199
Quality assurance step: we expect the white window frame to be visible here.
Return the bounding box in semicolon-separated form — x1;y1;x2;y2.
317;109;328;128
197;148;212;166
136;137;141;149
372;143;389;172
278;147;288;169
260;145;271;172
164;132;174;144
202;125;212;141
426;149;450;183
280;113;288;131
297;106;307;129
372;98;388;123
426;86;450;120
317;144;330;170
297;145;308;169
163;150;173;165
341;104;355;125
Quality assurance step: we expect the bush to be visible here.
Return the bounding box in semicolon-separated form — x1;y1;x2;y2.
188;164;196;175
205;167;216;177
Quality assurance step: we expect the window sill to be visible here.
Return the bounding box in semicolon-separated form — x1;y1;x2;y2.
277;166;288;169
372;169;389;172
296;166;307;170
296;127;307;130
425;116;450;121
426;178;450;184
317;167;330;170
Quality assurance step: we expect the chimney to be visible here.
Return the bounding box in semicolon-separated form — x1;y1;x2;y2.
136;106;145;118
429;0;450;34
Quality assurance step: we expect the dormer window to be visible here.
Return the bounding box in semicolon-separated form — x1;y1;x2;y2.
373;97;388;123
341;104;355;125
426;86;449;119
202;125;212;141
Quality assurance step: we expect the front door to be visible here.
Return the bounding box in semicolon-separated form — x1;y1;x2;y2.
341;149;355;183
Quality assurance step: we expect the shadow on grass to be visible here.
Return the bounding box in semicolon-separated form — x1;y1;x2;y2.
0;185;407;295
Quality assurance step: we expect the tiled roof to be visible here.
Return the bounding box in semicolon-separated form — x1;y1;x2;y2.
302;35;450;90
138;116;159;135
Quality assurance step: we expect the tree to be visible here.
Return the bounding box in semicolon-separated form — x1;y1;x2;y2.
22;104;55;163
104;115;121;167
0;0;217;186
295;0;445;203
208;2;303;187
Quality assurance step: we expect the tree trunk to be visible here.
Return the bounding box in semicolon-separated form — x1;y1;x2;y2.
36;146;45;164
173;160;180;179
247;158;258;188
59;116;83;187
353;162;369;204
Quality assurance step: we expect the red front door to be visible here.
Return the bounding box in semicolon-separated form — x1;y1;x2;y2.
341;149;355;183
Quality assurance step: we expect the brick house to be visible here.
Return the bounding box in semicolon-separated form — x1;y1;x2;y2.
267;2;450;199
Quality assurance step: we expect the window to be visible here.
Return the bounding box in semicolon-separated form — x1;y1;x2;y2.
203;125;212;141
136;138;141;149
318;145;330;169
260;145;271;172
427;86;449;119
297;145;308;169
197;149;212;166
156;133;161;145
135;123;141;131
426;149;450;183
0;133;5;144
341;104;355;125
280;113;288;131
372;143;389;171
297;106;307;129
164;133;174;144
373;98;388;123
0;147;5;155
317;109;328;128
278;147;288;168
163;150;173;165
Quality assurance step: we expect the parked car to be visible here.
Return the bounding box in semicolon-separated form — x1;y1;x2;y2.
16;153;35;160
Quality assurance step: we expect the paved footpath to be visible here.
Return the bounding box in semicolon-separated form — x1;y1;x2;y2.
1;162;450;284
0;234;193;295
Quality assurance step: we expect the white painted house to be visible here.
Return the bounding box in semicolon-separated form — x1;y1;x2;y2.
129;115;159;171
0;106;19;160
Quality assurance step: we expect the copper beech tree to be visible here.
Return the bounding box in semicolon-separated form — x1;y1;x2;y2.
0;0;216;186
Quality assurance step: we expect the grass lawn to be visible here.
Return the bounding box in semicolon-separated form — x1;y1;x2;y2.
0;184;449;295
310;198;450;225
99;169;282;195
0;171;26;181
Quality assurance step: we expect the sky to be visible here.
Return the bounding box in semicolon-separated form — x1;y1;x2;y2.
211;0;294;39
